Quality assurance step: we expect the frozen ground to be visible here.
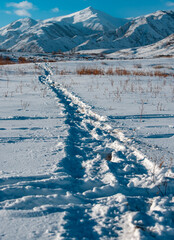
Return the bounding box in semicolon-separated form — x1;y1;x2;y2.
50;59;174;164
0;59;174;239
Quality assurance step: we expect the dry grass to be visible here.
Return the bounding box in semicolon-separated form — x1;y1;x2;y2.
0;56;14;65
18;57;28;64
132;70;169;77
153;65;164;69
115;68;131;76
153;71;169;78
60;69;68;75
77;67;104;75
0;56;48;65
76;66;172;78
106;68;114;75
0;56;33;65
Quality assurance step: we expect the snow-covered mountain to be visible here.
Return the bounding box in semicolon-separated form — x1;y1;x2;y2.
0;7;129;52
0;7;174;53
0;18;38;50
107;33;174;58
45;7;129;32
76;10;174;51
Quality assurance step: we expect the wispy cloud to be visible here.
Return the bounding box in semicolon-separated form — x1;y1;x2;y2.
166;1;174;7
52;7;59;13
6;1;35;17
14;9;31;17
5;11;12;15
7;1;33;10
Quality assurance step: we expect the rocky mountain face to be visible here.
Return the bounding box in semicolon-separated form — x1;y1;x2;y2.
0;7;174;53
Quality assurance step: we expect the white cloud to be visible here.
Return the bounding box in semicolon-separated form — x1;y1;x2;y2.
14;9;31;17
6;1;34;17
166;1;174;6
7;1;33;10
52;8;59;13
5;11;12;15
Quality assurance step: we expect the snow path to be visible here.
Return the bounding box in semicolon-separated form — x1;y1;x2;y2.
38;63;173;239
0;63;173;239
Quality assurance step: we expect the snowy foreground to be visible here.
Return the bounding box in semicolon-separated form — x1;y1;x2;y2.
0;59;174;239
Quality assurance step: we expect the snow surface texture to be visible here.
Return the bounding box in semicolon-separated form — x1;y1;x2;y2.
0;8;174;54
50;59;174;162
0;60;174;239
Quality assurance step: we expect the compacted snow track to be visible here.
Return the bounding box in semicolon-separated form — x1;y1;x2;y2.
38;63;173;239
0;63;173;239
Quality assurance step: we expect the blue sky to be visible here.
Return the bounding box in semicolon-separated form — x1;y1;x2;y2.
0;0;174;27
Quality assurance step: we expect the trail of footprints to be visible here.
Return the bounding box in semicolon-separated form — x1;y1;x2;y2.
0;63;173;239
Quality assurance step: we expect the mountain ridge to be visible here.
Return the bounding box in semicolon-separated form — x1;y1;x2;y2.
45;6;129;32
107;33;174;58
0;7;174;54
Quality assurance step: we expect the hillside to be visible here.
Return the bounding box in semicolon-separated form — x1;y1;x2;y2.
76;10;174;51
107;33;174;58
0;8;174;53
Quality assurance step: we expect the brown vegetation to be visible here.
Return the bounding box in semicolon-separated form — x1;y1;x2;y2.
77;67;105;75
115;68;131;75
76;66;173;78
18;56;28;64
0;56;14;65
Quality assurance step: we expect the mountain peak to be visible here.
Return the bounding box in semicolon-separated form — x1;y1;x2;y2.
80;6;98;14
83;6;95;11
135;9;174;20
8;17;37;30
46;6;129;32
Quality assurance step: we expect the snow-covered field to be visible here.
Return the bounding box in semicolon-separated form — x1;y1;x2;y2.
0;59;174;239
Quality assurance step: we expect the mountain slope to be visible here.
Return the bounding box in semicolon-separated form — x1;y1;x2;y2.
0;18;90;52
76;10;174;51
0;18;38;50
10;20;87;52
107;33;174;58
0;8;174;53
115;10;174;46
0;7;129;52
45;6;129;32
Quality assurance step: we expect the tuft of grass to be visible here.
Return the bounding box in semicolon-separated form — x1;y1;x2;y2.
106;68;114;75
153;65;164;69
154;71;168;78
115;68;131;76
77;67;104;75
